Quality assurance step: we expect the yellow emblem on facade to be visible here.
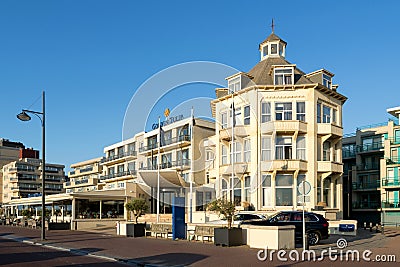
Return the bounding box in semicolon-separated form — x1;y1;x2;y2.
164;108;170;118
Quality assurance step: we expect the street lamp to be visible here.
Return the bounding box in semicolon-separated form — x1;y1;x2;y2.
17;91;46;240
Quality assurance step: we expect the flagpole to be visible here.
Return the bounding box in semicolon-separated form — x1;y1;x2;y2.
157;116;161;223
231;93;235;203
189;107;194;223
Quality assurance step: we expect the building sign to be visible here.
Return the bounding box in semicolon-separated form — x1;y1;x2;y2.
152;114;184;130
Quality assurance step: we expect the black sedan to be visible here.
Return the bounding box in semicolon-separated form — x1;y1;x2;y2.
240;211;329;245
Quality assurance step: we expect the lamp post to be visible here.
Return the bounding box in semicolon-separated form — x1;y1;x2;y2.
17;91;46;240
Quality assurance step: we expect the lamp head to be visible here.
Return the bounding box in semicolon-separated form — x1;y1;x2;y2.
17;111;31;121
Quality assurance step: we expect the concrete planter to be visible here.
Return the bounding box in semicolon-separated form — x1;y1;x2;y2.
118;222;146;237
214;228;242;247
48;222;71;230
241;225;295;250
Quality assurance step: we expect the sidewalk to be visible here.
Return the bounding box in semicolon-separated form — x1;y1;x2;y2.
0;226;399;266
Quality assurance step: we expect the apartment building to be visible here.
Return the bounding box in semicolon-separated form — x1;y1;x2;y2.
381;107;400;225
0;139;25;206
2;148;65;203
204;31;347;218
64;157;104;193
342;124;387;224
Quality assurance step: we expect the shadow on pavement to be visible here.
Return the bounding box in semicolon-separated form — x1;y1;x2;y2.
130;252;208;266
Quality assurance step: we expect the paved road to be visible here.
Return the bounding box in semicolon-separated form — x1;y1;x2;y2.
0;226;399;266
0;235;126;266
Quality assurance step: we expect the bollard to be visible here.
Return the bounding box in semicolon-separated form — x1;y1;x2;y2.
364;222;367;230
370;222;373;232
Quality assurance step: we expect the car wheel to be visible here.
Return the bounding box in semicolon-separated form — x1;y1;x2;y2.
307;231;320;245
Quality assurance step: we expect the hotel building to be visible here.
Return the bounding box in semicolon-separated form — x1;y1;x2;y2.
204;31;347;218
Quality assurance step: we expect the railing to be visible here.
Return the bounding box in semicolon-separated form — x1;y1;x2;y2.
102;150;137;163
352;201;380;209
386;157;400;165
138;135;191;153
343;133;356;138
69;171;76;175
382;200;400;208
75;178;89;185
79;166;94;173
357;141;384;153
387;137;400;145
357;163;380;171
139;160;191;170
45;178;63;182
342;150;356;158
356;122;388;131
100;170;137;181
352;181;380;190
382;178;400;187
64;181;71;186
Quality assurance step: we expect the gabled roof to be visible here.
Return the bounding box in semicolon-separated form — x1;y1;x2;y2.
244;56;313;87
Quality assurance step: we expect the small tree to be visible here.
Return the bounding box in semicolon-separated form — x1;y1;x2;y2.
208;199;236;229
125;198;149;224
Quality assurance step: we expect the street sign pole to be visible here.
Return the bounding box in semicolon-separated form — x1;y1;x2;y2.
302;180;306;251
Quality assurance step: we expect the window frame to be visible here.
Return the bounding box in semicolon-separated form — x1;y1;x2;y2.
275;102;292;121
261;101;271;123
261;136;272;161
274;68;294;85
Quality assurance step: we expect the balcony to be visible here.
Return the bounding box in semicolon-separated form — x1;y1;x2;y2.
352;181;380;191
139;135;191;154
387;137;400;145
260;120;307;134
382;200;400;209
317;123;343;138
357;141;384;154
386;157;400;165
100;170;137;182
342;150;356;159
356;163;380;171
382;177;400;189
352;201;380;209
317;161;343;173
260;159;308;172
101;150;137;165
139;160;191;171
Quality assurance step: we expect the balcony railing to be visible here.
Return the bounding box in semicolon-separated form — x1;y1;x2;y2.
357;163;380;171
100;170;137;181
75;178;89;185
382;178;400;187
386;157;400;165
382;200;400;208
352;181;380;190
138;135;191;153
352;201;380;209
139;160;190;170
79;166;94;173
342;150;356;158
387;137;400;145
357;141;384;153
102;150;137;163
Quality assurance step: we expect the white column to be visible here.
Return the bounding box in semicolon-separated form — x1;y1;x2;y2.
71;198;76;220
99;200;102;219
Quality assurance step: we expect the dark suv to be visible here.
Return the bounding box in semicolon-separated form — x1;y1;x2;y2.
241;211;329;245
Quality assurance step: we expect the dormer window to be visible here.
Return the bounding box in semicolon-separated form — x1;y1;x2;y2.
322;74;332;89
228;77;241;93
274;68;294;85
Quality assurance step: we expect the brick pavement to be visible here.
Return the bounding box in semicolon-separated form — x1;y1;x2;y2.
0;226;399;266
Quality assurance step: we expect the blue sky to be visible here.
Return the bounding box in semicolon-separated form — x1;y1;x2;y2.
1;0;399;170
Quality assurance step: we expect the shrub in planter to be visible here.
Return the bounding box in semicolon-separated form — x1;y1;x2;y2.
125;198;149;237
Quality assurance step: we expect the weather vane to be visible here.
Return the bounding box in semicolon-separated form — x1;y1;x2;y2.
271;18;275;33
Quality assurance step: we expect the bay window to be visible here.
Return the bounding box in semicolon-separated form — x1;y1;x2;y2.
276;136;292;160
275;102;292;120
275;174;293;206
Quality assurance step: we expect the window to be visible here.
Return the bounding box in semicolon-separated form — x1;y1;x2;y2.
296;102;305;121
271;44;277;54
261;136;272;161
244;176;251;203
221;179;228;200
274;68;293;85
276;136;292;160
108;167;115;175
317;103;321;123
296;136;306;160
231;141;242;163
261;102;271;123
323;105;331;123
117;164;124;174
322;74;332;89
230;107;242;126
332;109;337;124
108;149;115;158
177;149;189;166
205;150;214;168
233;177;241;206
244;105;250;125
196;191;204;211
118;182;125;188
163;130;172;145
323;141;331;161
228;77;241;93
221;112;227;129
128;143;136;154
275;102;292;120
275;174;293;206
161;153;172;168
118;147;124;157
128;161;135;172
262;175;272;206
263;45;268;56
221;145;228;165
244;139;251;162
